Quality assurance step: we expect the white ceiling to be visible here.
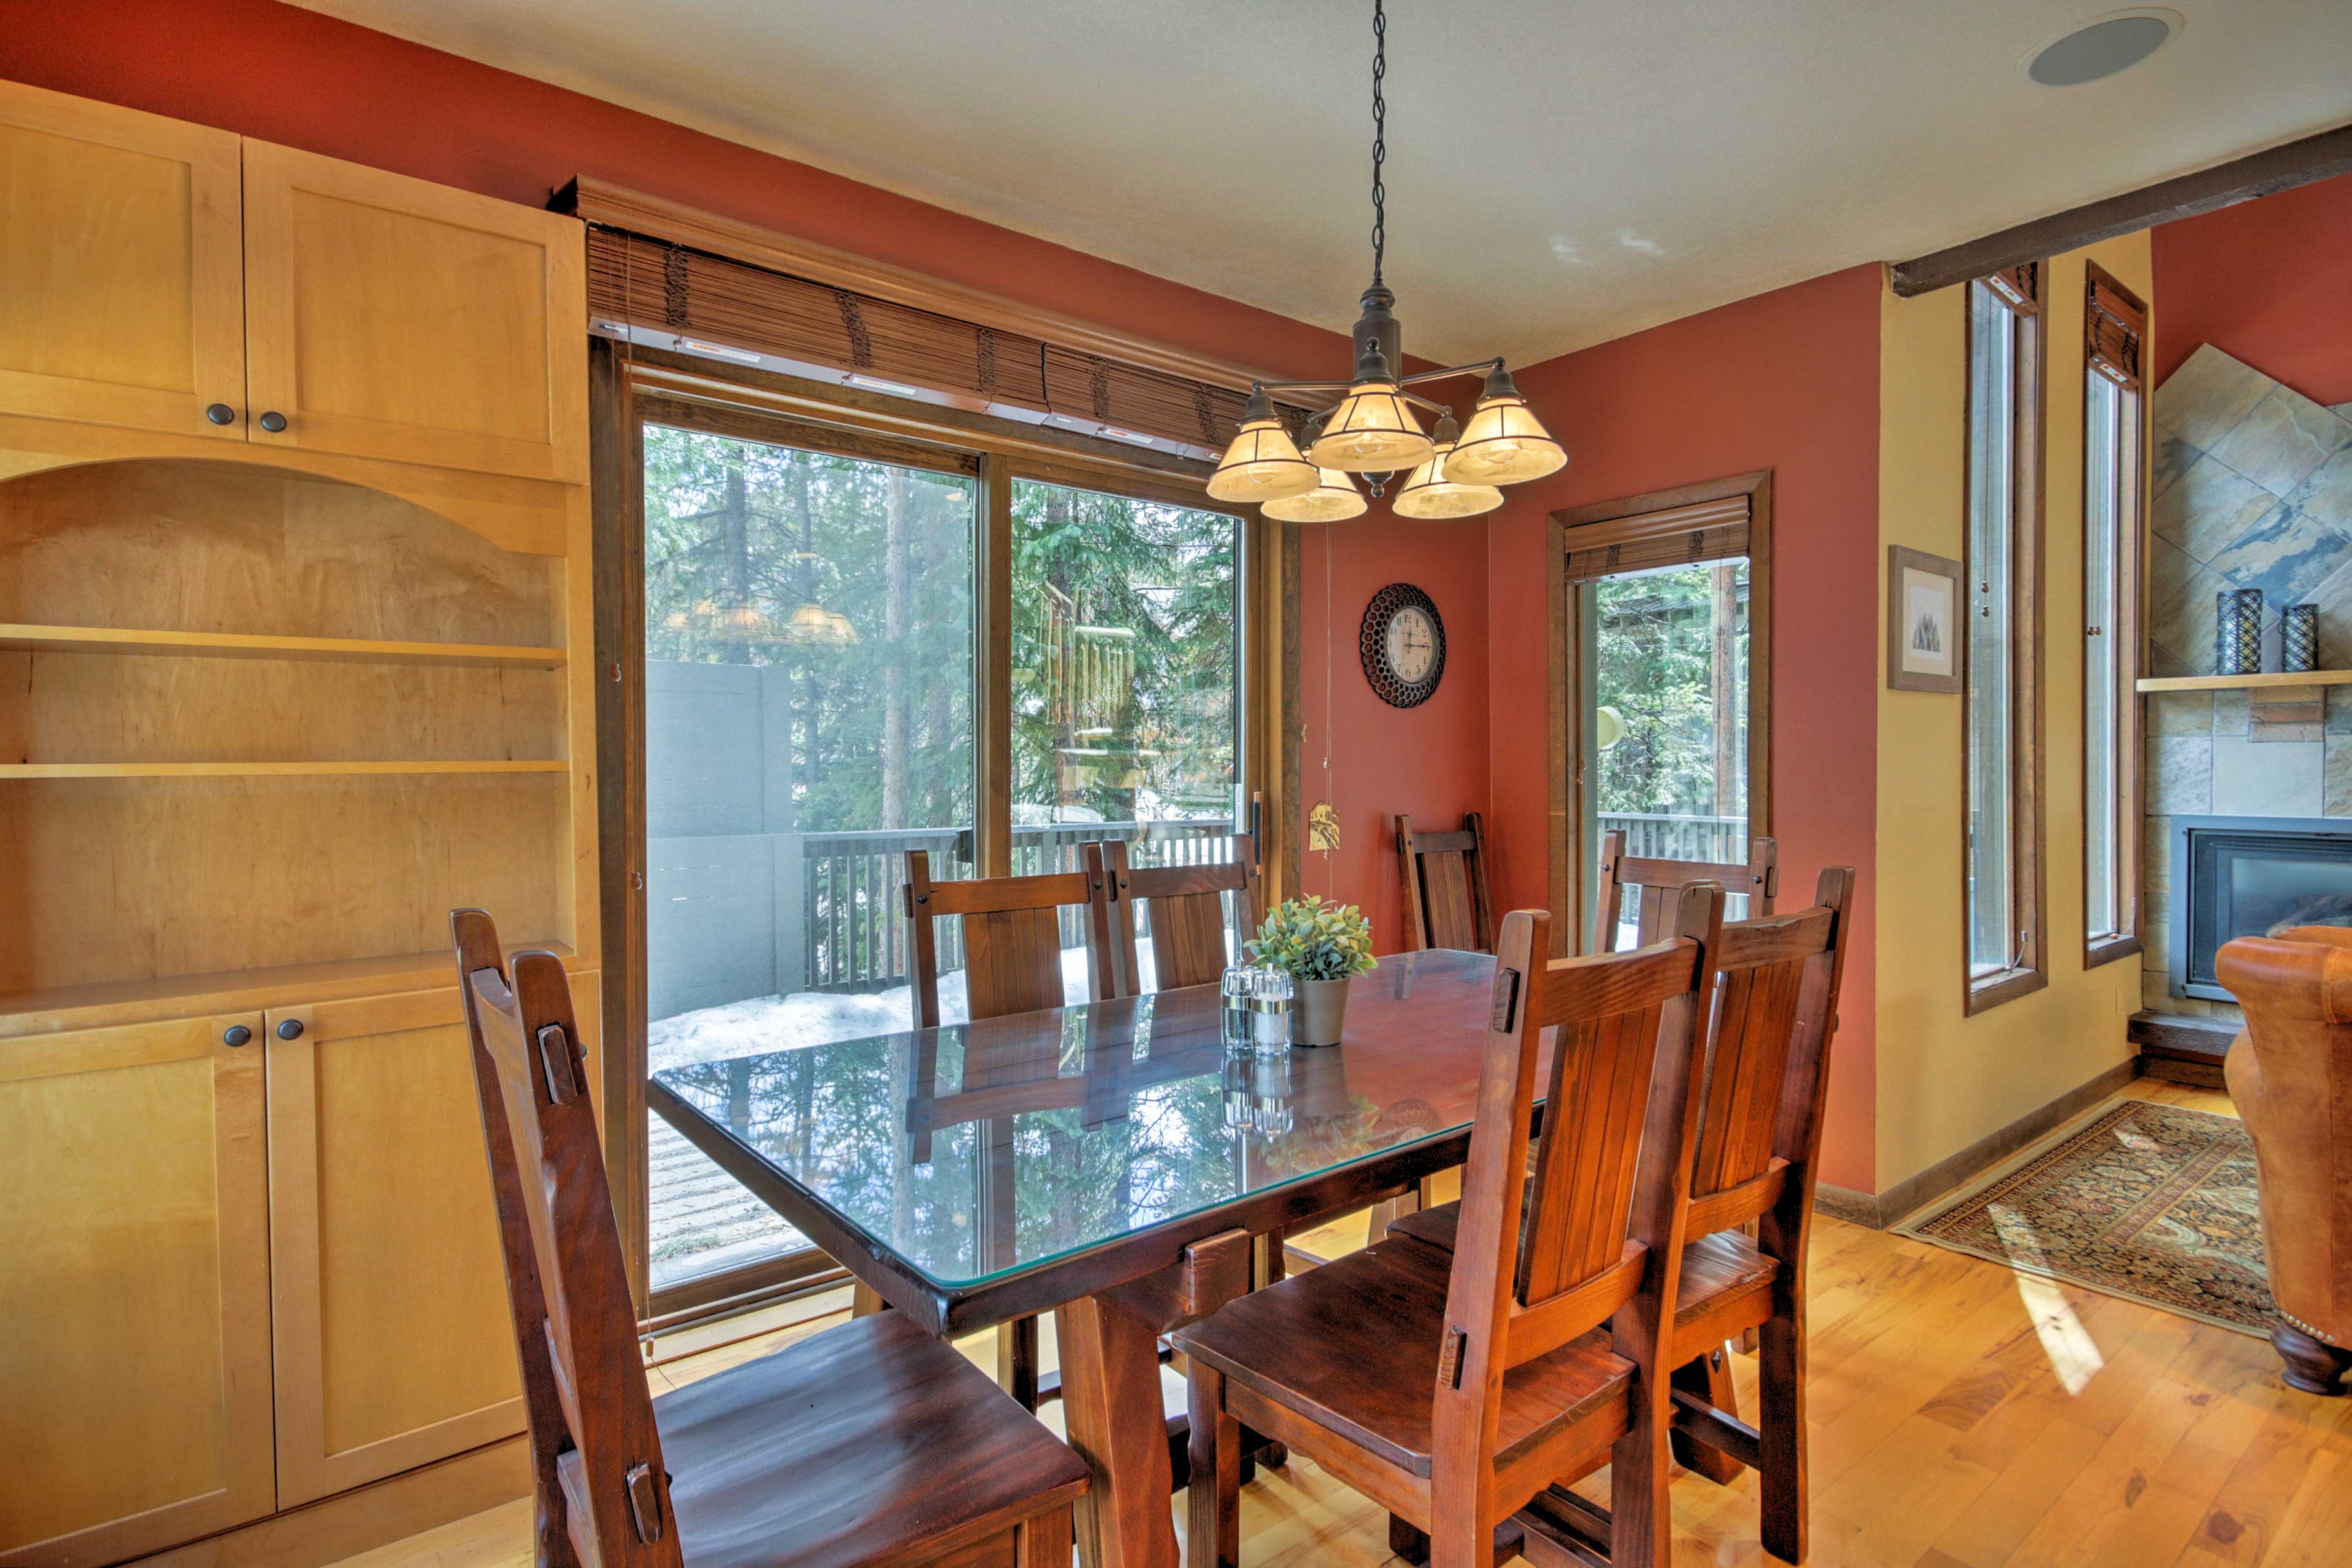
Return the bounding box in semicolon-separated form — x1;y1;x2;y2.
293;1;2352;366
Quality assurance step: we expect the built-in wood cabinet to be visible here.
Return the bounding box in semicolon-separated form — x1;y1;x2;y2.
0;80;586;486
242;141;588;482
0;83;246;444
264;973;599;1505
0;1016;278;1567
0;80;600;1567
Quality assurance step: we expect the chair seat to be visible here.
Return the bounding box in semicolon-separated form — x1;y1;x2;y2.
559;1311;1089;1568
1170;1236;1633;1479
1388;1199;1778;1328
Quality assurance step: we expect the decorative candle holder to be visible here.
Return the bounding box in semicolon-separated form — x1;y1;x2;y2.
2284;604;2318;673
2217;588;2263;676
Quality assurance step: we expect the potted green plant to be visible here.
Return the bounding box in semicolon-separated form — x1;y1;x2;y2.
1249;896;1377;1047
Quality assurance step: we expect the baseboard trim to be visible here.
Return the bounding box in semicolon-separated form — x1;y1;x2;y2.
125;1436;528;1568
1815;1057;2144;1230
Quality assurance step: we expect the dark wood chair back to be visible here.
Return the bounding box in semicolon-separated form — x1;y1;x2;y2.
1437;889;1721;1464
1596;831;1777;951
1684;866;1855;1240
1398;812;1495;952
453;908;679;1568
1088;837;1262;996
900;849;1111;1030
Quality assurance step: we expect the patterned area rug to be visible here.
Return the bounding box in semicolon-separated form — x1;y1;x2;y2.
1895;1100;2277;1336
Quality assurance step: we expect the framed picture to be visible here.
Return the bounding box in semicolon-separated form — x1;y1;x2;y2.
1887;545;1963;693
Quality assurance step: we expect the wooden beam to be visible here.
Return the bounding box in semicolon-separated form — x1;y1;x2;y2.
1890;121;2352;297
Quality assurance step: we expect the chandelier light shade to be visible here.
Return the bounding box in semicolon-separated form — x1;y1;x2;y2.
778;600;853;646
1444;366;1567;486
1203;0;1563;520
1393;416;1504;519
1304;380;1433;472
1262;467;1369;522
1206;391;1321;502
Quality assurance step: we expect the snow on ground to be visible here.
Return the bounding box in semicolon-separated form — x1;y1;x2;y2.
648;940;1155;1071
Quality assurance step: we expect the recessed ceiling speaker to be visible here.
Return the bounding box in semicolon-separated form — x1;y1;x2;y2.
2028;11;2180;86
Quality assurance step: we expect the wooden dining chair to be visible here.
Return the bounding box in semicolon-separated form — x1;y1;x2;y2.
450;909;1089;1568
1087;837;1261;997
1398;812;1495;953
1173;888;1726;1568
1388;867;1855;1565
1595;830;1776;951
902;846;1117;1410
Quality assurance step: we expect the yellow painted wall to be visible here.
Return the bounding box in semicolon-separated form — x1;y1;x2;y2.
1873;233;2152;1191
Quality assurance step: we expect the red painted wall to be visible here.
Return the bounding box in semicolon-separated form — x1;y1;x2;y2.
1;0;1495;935
1294;516;1492;954
1482;265;1884;1191
2151;169;2352;405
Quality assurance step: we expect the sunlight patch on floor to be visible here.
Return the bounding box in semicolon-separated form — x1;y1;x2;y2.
1987;1207;2106;1395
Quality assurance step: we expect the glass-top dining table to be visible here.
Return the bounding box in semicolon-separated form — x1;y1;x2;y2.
650;947;1526;1568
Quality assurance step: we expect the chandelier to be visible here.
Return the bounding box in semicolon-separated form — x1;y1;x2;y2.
1207;0;1564;521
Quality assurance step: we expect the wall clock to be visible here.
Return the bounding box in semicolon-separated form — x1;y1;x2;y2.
1360;583;1446;708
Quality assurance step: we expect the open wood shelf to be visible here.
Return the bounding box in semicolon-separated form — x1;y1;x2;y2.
0;760;568;780
0;942;584;1039
2137;670;2352;693
0;622;567;668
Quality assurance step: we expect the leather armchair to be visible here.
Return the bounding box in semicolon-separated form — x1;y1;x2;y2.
2218;925;2352;1396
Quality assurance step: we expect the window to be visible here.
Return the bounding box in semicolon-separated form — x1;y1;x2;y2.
606;359;1264;1316
1010;479;1247;988
1964;267;2045;1010
639;418;978;1296
2083;264;2147;964
1551;477;1771;953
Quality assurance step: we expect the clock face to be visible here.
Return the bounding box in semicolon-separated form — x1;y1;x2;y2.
1359;584;1446;708
1386;607;1438;684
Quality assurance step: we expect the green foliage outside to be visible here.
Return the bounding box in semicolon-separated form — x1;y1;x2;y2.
641;426;1239;839
1591;562;1749;819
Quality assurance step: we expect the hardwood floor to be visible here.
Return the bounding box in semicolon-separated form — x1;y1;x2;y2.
329;1080;2352;1568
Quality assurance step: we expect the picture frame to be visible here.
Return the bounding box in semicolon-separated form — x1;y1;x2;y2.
1887;545;1964;693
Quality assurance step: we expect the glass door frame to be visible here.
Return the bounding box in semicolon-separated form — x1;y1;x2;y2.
1545;471;1775;958
590;339;1277;1319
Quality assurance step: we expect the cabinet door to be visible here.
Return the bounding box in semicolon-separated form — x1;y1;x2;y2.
0;1014;275;1567
0;80;246;442
241;139;588;483
264;973;600;1503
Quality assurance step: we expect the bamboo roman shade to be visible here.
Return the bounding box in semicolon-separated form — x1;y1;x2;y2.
1562;495;1751;584
585;226;1266;453
2085;272;2148;390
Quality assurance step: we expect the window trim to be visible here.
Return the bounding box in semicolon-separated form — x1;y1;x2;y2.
1962;271;2048;1016
2081;262;2148;972
592;337;1273;1318
1545;470;1774;958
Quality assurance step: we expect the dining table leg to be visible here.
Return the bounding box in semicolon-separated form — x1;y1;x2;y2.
1057;1290;1178;1568
1056;1229;1252;1568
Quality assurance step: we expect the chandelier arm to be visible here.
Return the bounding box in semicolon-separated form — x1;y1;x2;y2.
1397;358;1508;387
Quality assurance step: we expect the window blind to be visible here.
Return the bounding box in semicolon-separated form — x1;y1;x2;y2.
2085;273;2148;390
586;227;1281;454
1562;495;1751;584
1981;261;2041;315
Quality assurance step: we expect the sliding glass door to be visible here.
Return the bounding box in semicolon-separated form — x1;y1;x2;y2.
640;420;976;1300
1010;477;1247;993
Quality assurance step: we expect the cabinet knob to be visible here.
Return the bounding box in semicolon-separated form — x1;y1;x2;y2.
223;1024;252;1047
204;402;236;426
276;1017;305;1041
258;410;288;433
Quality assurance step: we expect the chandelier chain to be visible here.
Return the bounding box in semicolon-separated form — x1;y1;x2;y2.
1370;0;1386;287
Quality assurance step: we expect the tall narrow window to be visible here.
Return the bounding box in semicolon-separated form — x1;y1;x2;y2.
1965;266;2045;1011
2084;264;2146;963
